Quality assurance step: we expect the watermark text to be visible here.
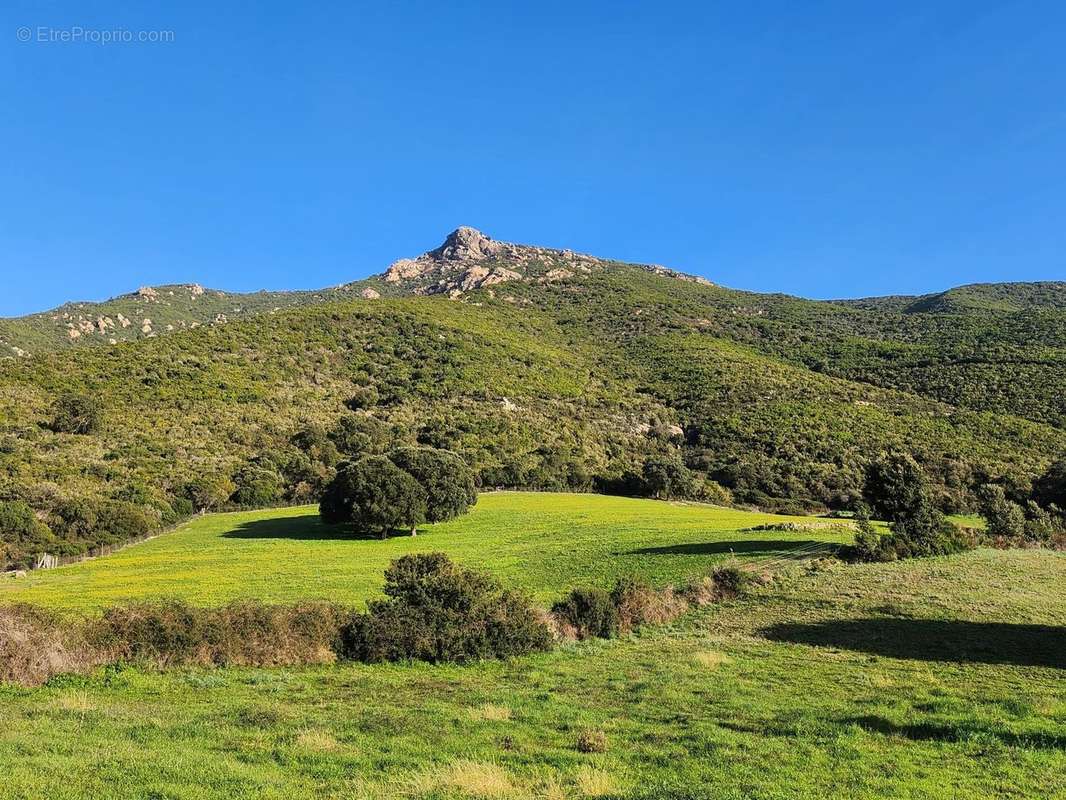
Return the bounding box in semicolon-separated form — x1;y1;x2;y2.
17;26;175;44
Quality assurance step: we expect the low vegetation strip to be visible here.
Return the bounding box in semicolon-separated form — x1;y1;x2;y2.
0;492;852;610
0;553;746;686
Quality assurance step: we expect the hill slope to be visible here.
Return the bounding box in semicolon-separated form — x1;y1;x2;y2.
1;227;1064;565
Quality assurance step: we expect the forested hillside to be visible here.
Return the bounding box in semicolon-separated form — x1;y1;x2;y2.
2;228;1064;566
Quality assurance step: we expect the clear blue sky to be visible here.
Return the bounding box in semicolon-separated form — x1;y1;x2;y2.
2;1;1064;316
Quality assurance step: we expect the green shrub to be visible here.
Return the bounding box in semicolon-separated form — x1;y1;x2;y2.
0;501;54;568
49;393;102;435
181;476;236;513
710;565;748;598
849;516;884;562
229;463;282;507
344;386;380;411
979;484;1026;540
340;553;551;663
96;501;155;542
863;452;928;521
551;587;619;639
169;496;194;519
95;600;346;667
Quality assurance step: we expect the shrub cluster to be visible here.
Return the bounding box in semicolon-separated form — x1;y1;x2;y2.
0;554;752;686
95;600;346;668
846;453;977;562
978;482;1066;549
340;553;551;662
0;604;98;686
551;568;747;640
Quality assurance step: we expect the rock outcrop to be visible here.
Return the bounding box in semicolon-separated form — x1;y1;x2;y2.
368;226;711;299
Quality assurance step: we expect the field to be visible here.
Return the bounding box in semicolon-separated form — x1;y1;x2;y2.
0;492;1063;799
0;492;849;611
0;547;1062;799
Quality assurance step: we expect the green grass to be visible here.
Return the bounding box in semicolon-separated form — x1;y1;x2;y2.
0;546;1062;799
0;492;849;611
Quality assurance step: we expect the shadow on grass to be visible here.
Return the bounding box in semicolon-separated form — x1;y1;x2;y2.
845;715;1066;750
629;540;825;556
763;618;1066;669
718;715;1066;750
222;516;411;541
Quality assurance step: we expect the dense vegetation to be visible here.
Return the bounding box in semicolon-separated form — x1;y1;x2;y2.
2;243;1065;566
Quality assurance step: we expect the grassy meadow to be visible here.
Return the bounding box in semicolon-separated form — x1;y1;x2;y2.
0;492;850;611
0;547;1062;799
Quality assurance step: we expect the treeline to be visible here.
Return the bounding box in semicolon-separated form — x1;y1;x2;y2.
844;452;1066;562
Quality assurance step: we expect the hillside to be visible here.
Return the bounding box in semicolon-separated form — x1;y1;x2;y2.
2;227;1065;565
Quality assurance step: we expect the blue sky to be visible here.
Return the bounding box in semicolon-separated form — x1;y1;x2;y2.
2;1;1064;316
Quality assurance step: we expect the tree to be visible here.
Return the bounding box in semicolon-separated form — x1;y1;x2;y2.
0;500;54;568
49;393;102;435
1033;457;1066;509
229;462;282;507
387;447;477;523
328;414;390;458
862;452;928;521
319;455;427;538
182;475;236;513
978;484;1026;540
641;455;695;500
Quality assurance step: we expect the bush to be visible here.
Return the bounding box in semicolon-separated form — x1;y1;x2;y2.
229;463;283;507
641;455;697;500
95;600;346;667
849;515;884;562
340;553;551;663
0;604;96;686
0;501;54;568
863;452;927;521
169;496;194;519
576;729;608;753
551;587;619;639
49;393;102;435
181;476;236;513
344;386;380;411
610;576;687;633
710;565;748;598
96;500;155;542
1032;457;1066;509
979;484;1026;540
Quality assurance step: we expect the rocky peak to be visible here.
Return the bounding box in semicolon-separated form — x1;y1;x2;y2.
429;226;503;262
373;226;710;299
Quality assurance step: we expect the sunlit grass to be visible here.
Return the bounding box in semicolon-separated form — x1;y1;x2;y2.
0;492;851;611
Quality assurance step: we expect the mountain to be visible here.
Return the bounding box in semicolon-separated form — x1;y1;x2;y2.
1;227;1065;566
0;227;707;356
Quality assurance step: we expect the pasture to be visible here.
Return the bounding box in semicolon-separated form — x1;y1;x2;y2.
0;547;1062;799
0;492;849;610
